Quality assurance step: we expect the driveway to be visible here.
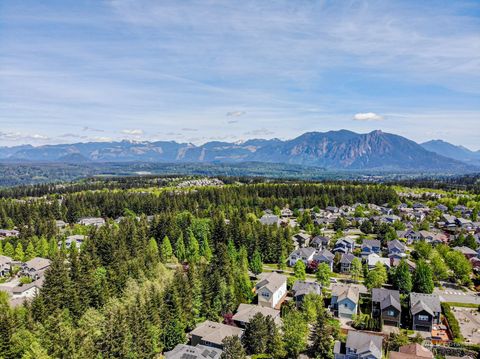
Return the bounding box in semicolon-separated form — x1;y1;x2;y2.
451;307;480;344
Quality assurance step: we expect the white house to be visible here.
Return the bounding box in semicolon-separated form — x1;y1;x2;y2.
255;272;287;309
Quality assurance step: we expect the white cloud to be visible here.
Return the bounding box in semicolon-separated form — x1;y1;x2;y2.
353;112;384;121
121;129;143;135
226;111;246;117
0;131;50;141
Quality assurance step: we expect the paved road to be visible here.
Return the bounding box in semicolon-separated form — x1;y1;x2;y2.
434;287;480;305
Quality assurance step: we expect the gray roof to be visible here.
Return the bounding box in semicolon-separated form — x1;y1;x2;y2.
362;239;381;248
340;253;356;264
232;303;281;325
290;247;316;258
0;255;12;266
313;249;334;262
292;280;321;297
388;239;406;251
453;246;478;255
410;293;441;315
164;344;222;359
346;331;383;359
372;288;401;311
189;321;243;346
311;236;330;245
256;272;287;294
331;284;359;304
24;257;51;271
259;214;279;225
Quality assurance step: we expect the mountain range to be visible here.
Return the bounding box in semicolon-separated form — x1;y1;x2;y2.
0;130;477;172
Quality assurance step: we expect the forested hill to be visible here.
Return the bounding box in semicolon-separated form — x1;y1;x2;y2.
0;182;397;358
0;130;474;172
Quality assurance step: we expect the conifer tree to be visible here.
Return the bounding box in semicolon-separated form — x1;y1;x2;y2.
187;230;200;264
3;242;14;258
25;242;36;261
293;260;306;280
392;259;412;294
14;243;25;262
413;260;434;294
221;336;247;359
175;233;186;263
160;236;173;263
200;237;212;262
249;250;263;276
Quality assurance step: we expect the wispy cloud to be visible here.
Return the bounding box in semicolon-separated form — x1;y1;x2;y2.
121;129;143;135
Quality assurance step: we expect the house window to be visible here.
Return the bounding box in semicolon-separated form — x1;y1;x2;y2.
261;292;270;298
418;315;429;321
387;310;395;316
344;303;348;308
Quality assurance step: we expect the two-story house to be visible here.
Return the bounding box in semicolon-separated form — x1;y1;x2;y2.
189;320;243;349
288;247;316;266
340;253;356;273
312;249;335;270
232;303;281;328
334;331;383;359
361;239;381;258
292;280;322;307
387;239;407;259
331;284;359;319
371;288;401;327
292;233;311;249
255;272;287;309
21;257;51;280
311;235;330;250
410;293;441;332
333;238;355;254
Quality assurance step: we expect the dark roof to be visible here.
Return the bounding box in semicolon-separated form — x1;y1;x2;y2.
292;280;322;297
340;253;356;264
362;239;381;248
372;288;401;311
410;293;441;315
346;331;383;359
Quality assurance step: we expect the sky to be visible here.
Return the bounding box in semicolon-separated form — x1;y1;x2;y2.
1;0;479;149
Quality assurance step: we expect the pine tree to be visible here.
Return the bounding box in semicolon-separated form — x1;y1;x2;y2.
14;243;25;262
350;257;362;283
3;242;14;258
241;313;269;355
310;309;339;359
48;238;58;259
187;230;200;264
160;236;173;263
25;242;36;261
393;259;412;294
249;250;263;276
221;336;247;359
200;237;212;262
36;237;48;258
282;310;309;358
175;233;186;263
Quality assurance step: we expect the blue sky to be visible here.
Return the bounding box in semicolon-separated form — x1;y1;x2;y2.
1;0;479;149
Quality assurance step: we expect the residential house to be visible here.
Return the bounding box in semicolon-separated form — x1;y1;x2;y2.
281;208;293;218
255;272;287;309
292;280;321;307
292;232;311;249
410;293;441;332
330;284;359;319
436;204;448;213
333;237;355;254
397;229;420;244
189;321;243;349
232;303;281;327
382;215;402;224
334;331;383;359
442;214;457;230
21;257;51;280
0;229;19;238
372;288;401;327
340;253;356;273
387;239;407;259
259;214;280;226
389;343;434;359
453;246;478;260
55;220;68;229
456;218;473;231
367;253;391;270
0;255;12;276
164;344;222;359
288;247;316;266
312;249;335;270
361;239;381;257
419;231;436;243
77;217;105;227
63;234;86;249
326;206;339;213
311;235;330;249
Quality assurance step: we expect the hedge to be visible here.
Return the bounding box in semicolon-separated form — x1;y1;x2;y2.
441;303;463;341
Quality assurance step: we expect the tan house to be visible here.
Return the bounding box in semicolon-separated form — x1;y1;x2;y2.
255;272;287;309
